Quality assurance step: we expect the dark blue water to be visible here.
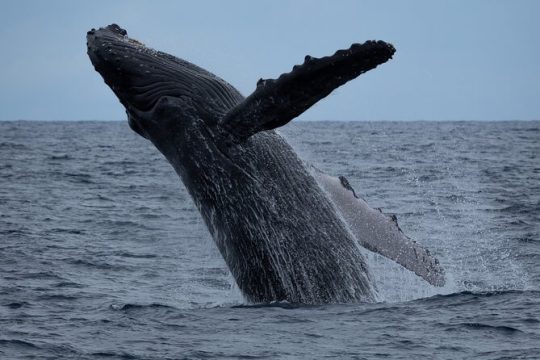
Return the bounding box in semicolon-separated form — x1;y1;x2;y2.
1;121;538;359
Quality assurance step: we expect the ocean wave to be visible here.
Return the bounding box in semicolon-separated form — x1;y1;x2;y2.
0;142;27;150
457;322;523;333
90;351;139;359
418;289;539;301
36;294;80;301
48;154;72;160
231;301;324;310
2;301;30;309
67;258;133;271
0;339;40;349
109;302;178;314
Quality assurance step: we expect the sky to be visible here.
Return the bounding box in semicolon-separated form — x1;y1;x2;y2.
0;0;538;121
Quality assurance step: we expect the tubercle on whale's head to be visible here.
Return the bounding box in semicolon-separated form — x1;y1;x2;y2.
86;24;242;139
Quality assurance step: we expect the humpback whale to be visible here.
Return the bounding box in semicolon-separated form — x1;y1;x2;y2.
87;24;444;304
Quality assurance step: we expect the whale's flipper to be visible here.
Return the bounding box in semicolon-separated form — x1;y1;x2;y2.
311;168;445;287
219;41;395;143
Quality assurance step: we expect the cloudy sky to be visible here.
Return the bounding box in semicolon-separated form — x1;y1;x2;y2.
0;0;538;121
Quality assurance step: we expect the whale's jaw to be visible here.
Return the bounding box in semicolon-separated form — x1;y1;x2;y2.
86;24;242;137
87;24;164;113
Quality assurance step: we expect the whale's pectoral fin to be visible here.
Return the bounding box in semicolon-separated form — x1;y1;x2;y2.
311;167;446;287
218;41;395;143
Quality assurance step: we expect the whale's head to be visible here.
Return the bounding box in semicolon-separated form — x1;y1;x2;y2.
86;24;242;139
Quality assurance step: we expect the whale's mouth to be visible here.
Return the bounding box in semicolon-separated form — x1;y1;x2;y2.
87;24;241;136
87;24;180;114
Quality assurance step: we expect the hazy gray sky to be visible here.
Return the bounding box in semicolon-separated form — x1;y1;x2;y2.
0;0;538;121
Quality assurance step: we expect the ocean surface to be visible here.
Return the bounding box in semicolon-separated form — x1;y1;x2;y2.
0;120;538;359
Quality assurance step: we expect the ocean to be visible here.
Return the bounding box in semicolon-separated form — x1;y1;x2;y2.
1;120;538;359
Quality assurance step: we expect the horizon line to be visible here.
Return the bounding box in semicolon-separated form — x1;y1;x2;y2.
1;119;539;123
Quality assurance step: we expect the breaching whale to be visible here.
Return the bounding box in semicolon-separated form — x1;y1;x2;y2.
87;24;444;304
